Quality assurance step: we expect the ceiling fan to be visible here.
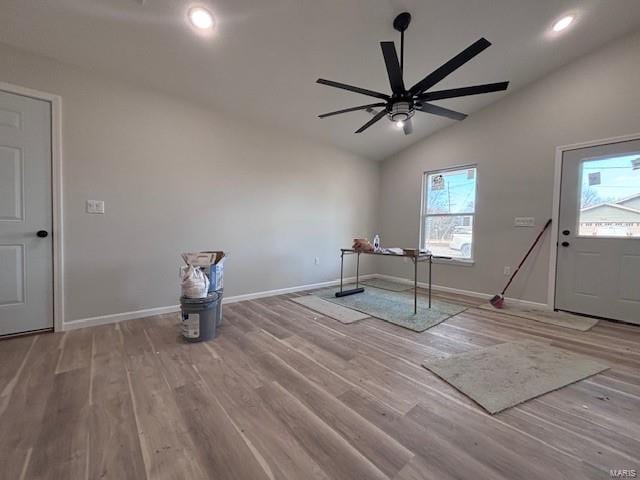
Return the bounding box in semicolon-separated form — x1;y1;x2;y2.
317;12;509;135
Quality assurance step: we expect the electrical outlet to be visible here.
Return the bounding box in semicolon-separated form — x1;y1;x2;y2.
514;217;535;227
314;257;320;265
504;266;511;276
86;200;105;214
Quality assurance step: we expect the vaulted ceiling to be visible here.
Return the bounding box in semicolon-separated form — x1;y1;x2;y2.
1;0;640;160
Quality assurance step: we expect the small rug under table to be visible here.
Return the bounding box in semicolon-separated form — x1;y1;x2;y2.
360;278;413;292
313;285;466;332
422;340;608;414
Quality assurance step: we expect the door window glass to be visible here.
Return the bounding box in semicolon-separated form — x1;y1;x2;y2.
579;154;640;237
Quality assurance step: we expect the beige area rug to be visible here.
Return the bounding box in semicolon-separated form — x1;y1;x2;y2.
478;302;599;331
422;340;608;414
291;295;369;324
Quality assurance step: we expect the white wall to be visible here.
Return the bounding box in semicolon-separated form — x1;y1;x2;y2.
378;31;640;304
0;42;380;326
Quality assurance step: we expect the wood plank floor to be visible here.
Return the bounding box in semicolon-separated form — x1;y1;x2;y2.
1;289;639;479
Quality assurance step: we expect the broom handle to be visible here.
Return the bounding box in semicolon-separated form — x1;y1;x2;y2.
501;218;552;296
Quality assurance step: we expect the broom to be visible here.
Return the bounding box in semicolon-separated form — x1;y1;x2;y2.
489;218;552;308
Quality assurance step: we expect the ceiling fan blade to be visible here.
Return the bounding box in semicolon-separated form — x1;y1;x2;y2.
355;109;387;133
416;103;467;121
380;42;405;94
416;81;509;102
403;118;413;135
409;38;492;95
317;79;390;100
319;103;387;118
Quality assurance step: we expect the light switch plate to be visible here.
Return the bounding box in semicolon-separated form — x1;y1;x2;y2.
514;217;535;227
86;200;105;214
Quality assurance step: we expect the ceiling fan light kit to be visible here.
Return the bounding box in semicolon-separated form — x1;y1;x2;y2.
389;101;414;124
317;12;510;135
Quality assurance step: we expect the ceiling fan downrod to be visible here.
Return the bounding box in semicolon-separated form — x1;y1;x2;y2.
393;12;411;73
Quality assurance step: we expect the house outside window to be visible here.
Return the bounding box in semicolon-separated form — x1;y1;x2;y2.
421;165;477;261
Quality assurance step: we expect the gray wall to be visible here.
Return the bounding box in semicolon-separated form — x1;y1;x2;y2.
0;42;379;324
2;27;638;322
378;31;640;304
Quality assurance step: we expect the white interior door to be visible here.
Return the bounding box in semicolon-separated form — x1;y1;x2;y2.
556;139;640;324
0;90;53;336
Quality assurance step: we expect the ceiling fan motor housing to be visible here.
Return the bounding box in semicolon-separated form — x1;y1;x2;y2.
388;101;414;122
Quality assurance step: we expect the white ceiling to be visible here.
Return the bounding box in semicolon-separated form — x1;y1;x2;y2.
1;0;640;160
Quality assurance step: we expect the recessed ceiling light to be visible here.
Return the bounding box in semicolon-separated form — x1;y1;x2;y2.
553;15;574;32
189;7;214;30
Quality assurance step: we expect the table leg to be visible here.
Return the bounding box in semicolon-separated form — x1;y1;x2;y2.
335;251;365;298
414;257;418;315
429;255;432;309
339;250;344;294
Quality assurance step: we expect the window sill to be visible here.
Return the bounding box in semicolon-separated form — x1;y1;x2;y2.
431;257;475;267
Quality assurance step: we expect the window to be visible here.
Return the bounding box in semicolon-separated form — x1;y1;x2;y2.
578;154;640;237
421;166;477;260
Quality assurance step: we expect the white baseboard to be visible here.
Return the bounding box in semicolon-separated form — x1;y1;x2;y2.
61;274;375;331
374;274;549;309
62;304;181;331
221;274;375;304
62;272;548;331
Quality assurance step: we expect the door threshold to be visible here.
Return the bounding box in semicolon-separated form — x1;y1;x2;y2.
0;327;54;341
556;309;639;327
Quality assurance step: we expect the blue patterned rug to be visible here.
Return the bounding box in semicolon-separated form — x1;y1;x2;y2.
313;285;467;332
359;278;413;292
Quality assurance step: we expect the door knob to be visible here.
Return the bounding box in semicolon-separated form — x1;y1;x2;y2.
36;230;48;238
561;241;569;247
562;230;570;236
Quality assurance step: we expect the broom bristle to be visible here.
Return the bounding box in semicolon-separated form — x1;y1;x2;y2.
489;295;504;309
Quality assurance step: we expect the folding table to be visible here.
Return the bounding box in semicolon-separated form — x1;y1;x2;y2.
336;248;439;314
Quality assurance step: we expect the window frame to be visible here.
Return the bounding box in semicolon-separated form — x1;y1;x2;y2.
420;164;478;265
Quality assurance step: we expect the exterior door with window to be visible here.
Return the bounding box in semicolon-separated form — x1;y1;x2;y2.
0;90;53;336
556;139;640;324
